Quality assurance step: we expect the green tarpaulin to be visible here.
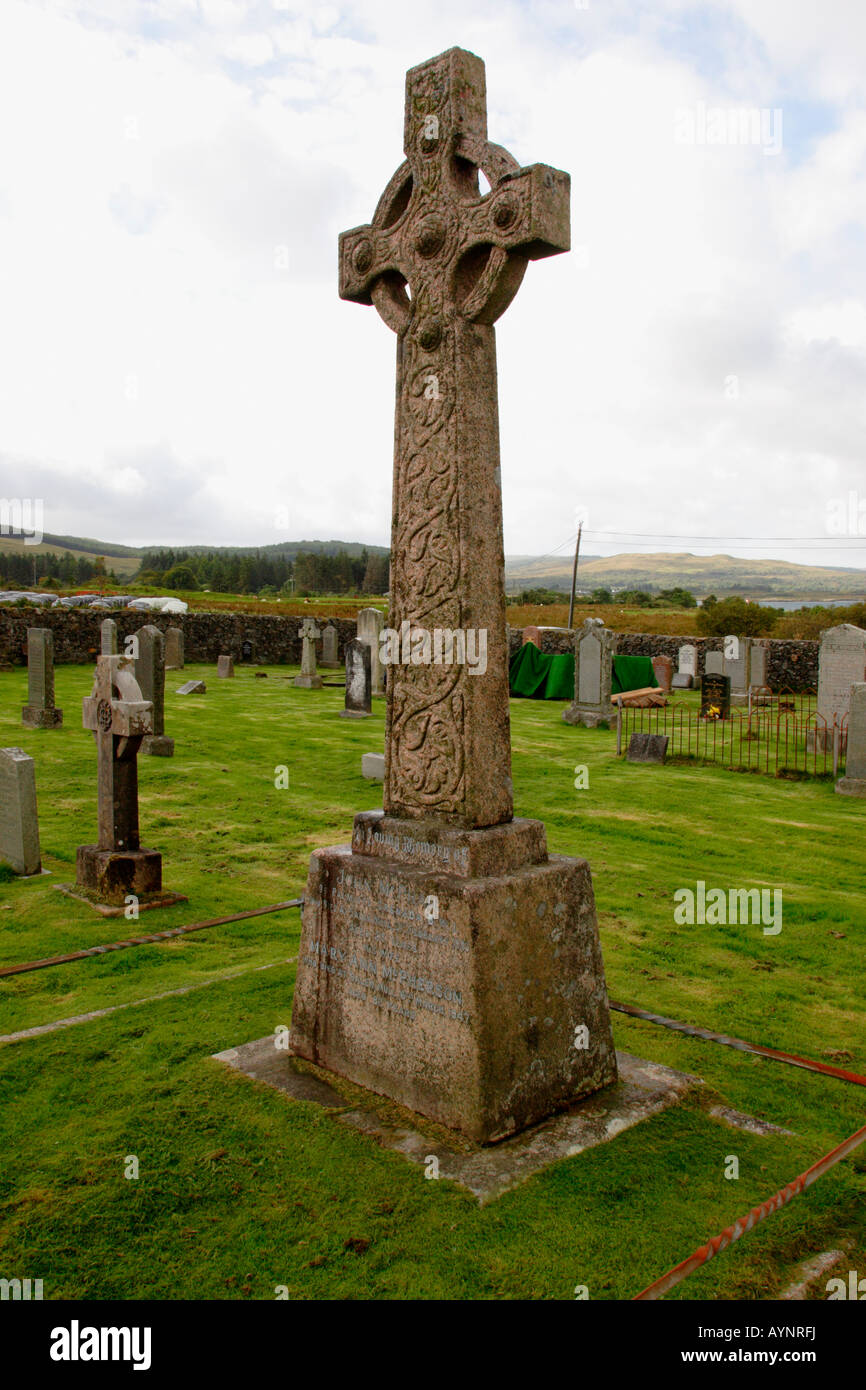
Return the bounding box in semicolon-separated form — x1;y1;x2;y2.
509;645;659;700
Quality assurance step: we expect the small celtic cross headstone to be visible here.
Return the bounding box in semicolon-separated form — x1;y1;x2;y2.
295;618;323;689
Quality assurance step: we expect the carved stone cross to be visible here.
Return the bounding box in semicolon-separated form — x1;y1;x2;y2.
295;617;323;688
82;655;152;852
339;46;569;829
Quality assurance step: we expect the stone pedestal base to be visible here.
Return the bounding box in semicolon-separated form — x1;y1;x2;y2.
294;674;323;689
562;704;614;729
835;777;866;797
141;735;175;756
22;707;63;728
290;811;617;1144
339;709;371;719
75;844;163;903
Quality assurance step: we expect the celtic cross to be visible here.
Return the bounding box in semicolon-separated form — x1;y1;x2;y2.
82;655;152;852
339;46;569;828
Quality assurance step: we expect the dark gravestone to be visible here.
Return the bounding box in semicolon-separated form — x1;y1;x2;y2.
340;638;372;718
701;673;731;720
671;672;693;690
626;733;669;764
241;640;253;663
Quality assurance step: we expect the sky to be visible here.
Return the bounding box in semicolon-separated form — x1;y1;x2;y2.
0;0;865;571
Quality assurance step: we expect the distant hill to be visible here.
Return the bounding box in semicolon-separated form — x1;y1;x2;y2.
504;551;866;599
3;530;864;600
0;532;388;580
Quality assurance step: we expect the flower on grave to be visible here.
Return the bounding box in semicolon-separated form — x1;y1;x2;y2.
703;704;722;720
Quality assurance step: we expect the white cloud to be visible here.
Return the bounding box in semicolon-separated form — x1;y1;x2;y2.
0;0;863;576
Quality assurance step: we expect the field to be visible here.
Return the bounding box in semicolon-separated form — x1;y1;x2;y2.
1;663;864;1300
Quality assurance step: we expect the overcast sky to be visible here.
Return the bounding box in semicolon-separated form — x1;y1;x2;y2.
1;0;865;571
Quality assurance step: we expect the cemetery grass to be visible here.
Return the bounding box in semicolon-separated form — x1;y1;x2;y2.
0;666;864;1300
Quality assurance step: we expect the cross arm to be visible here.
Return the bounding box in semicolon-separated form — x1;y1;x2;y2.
469;163;570;261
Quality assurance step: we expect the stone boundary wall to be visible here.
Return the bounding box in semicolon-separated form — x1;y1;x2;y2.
0;609;360;668
507;626;819;690
2;608;819;689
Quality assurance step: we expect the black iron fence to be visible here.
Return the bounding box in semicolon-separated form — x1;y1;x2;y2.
617;688;847;777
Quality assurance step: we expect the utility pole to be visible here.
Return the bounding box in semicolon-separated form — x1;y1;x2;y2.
567;522;582;629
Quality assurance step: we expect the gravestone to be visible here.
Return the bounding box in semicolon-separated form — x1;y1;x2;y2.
701;672;731;720
704;650;724;676
241;640;253;663
165;627;184;670
677;644;697;679
321;623;340;668
672;672;693;690
836;682;866;797
291;47;616;1143
217;655;234;679
340;639;372;717
626;733;669;764
563;619;617;728
522;625;542;648
66;655;185;911
651;655;673;692
21;628;63;728
0;747;41;875
294;619;323;689
356;608;385;697
749;641;768;690
361;751;385;781
135;625;174;757
177;680;206;695
817;624;866;729
101;618;118;656
722;635;749;700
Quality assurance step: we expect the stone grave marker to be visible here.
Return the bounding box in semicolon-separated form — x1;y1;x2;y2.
361;751;385;781
62;655;185;912
165;627;184;670
836;682;866;797
177;680;206;695
701;672;731;720
704;650;724;676
677;644;697;680
356;608;385;697
241;639;253;663
749;640;768;689
563;619;617;728
671;671;693;690
817;624;866;728
340;639;372;717
294;619;323;689
321;623;340;668
101;618;118;655
291;47;616;1143
22;628;63;728
651;655;673;692
626;732;669;764
135;625;174;757
217;655;235;679
0;747;41;875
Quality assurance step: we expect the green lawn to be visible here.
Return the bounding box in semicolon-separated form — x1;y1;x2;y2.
1;664;864;1300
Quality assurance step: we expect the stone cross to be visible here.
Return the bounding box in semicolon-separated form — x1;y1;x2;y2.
294;619;323;688
82;656;152;852
339;46;569;828
22;628;63;728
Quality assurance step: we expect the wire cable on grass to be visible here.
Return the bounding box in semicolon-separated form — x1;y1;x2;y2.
0;899;304;979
